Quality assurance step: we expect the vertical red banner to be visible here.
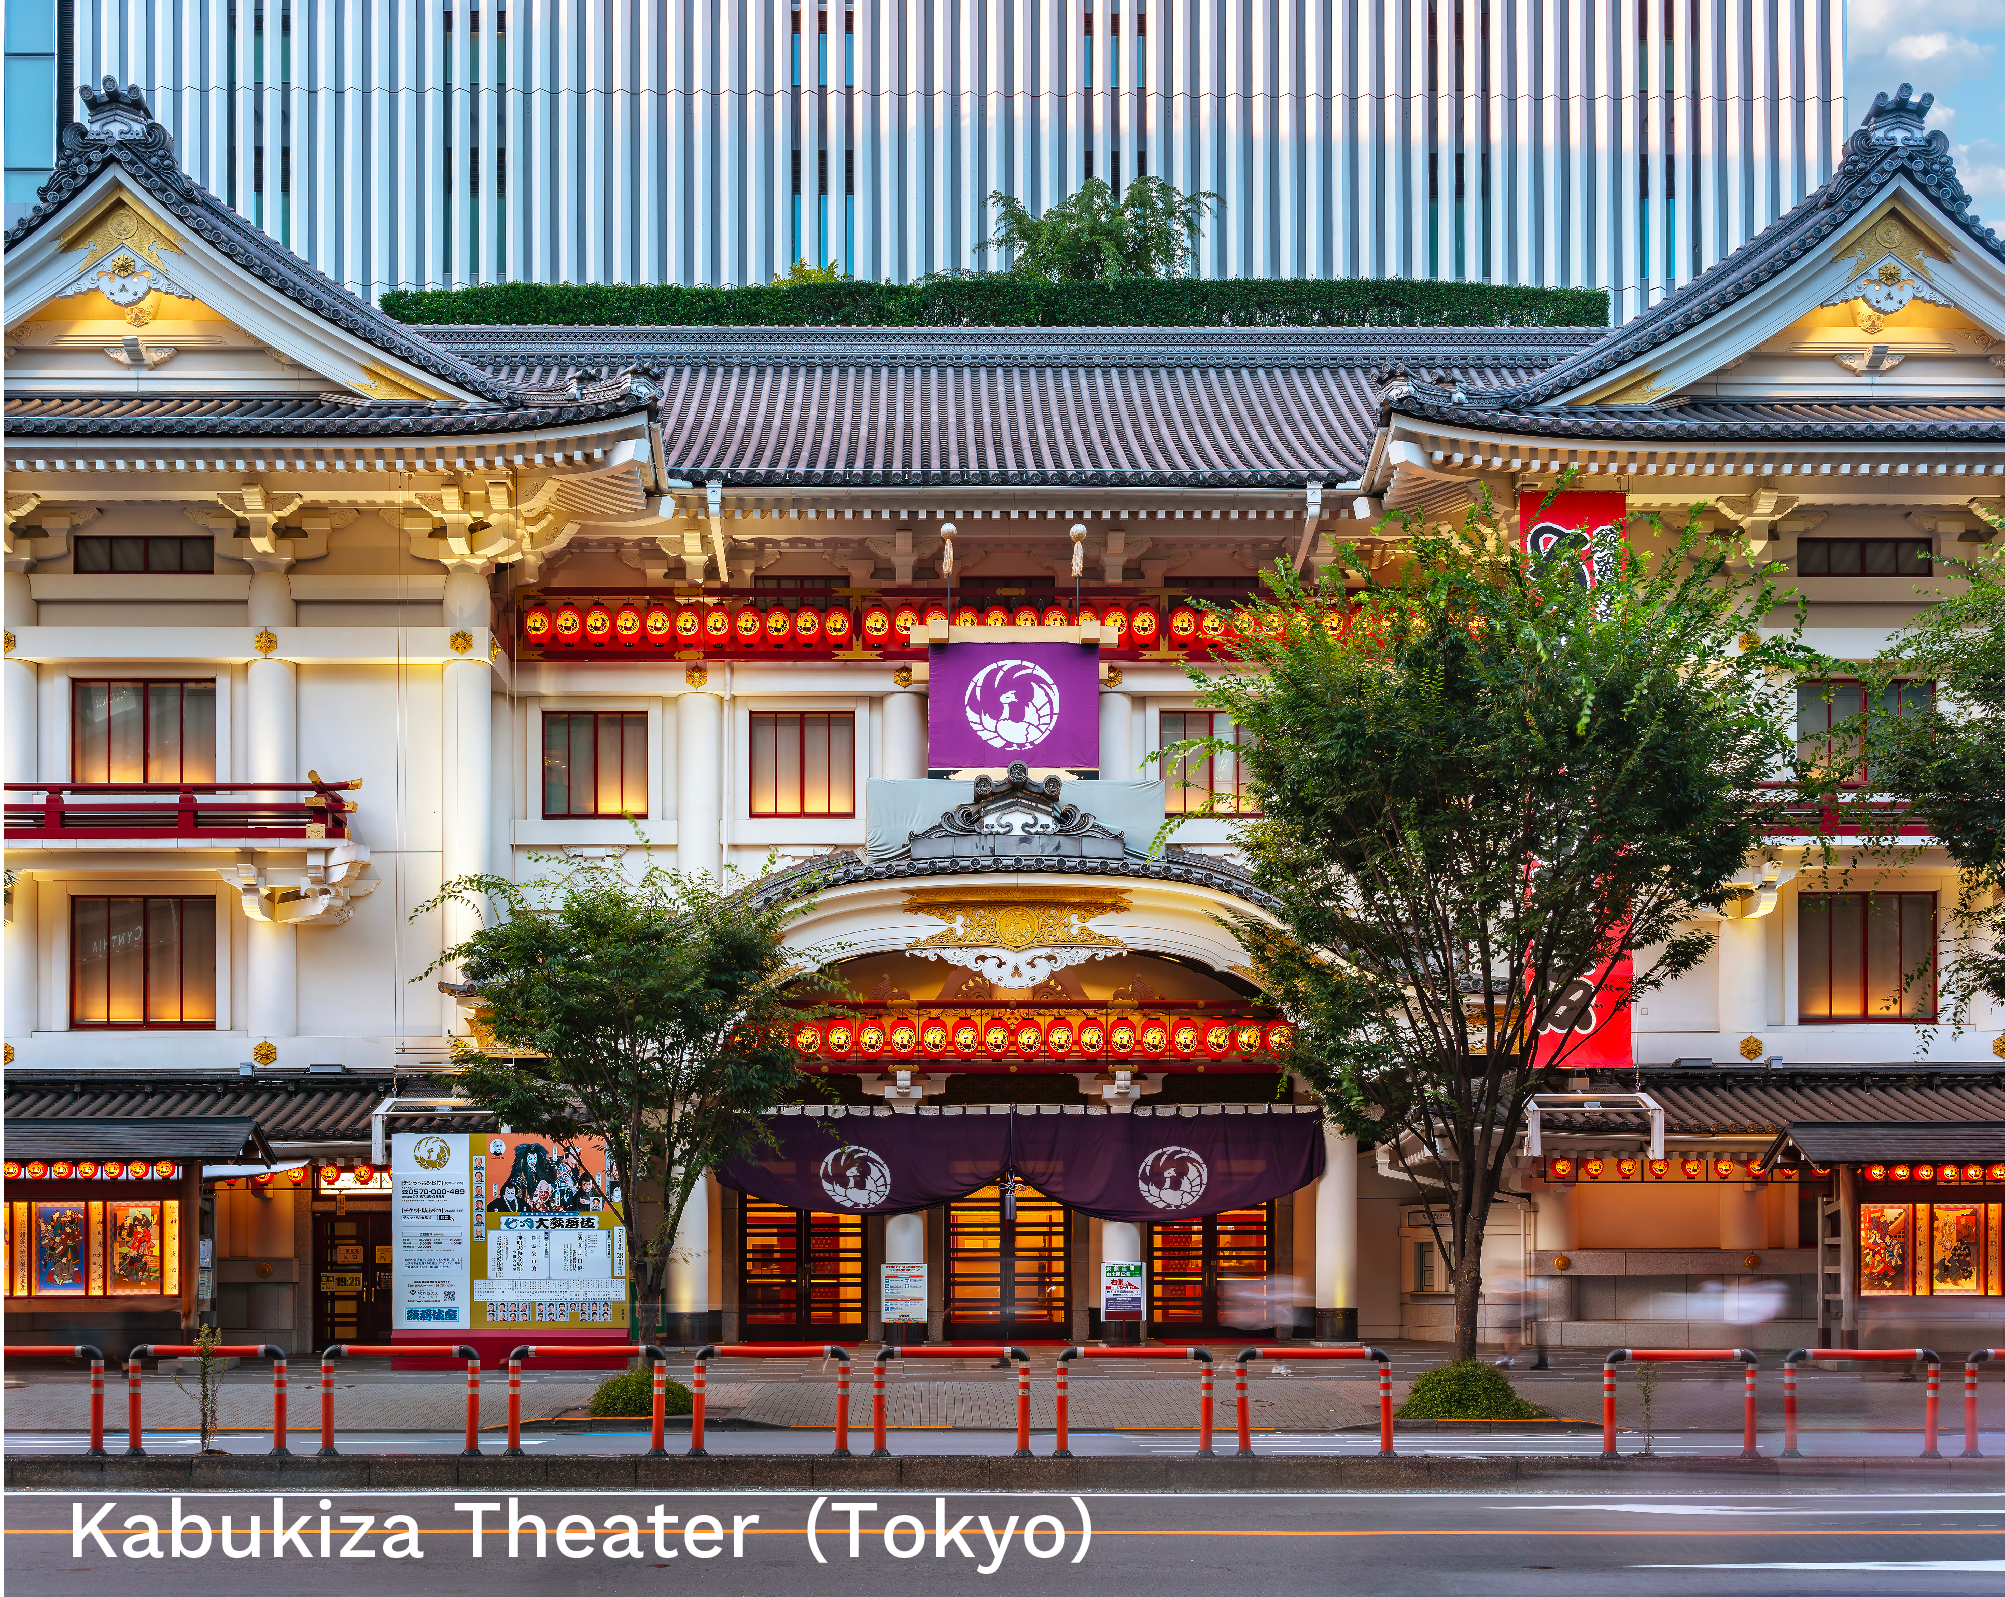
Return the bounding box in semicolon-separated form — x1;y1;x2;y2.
1519;490;1628;588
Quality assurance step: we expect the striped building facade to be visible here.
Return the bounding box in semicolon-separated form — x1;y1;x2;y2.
46;0;1847;316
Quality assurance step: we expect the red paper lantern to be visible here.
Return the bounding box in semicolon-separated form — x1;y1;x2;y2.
1988;1164;2005;1182
1203;1022;1235;1057
1011;604;1040;627
1045;1019;1075;1055
1916;1163;1937;1181
675;607;703;643
1107;1019;1137;1056
1681;1158;1706;1179
1130;606;1161;644
954;605;981;627
1714;1158;1737;1179
1170;1019;1202;1054
1077;603;1100;628
1583;1158;1605;1179
734;607;763;645
1547;1157;1574;1181
823;1019;856;1055
857;1019;887;1056
823;607;853;645
1041;604;1071;628
1234;1023;1263;1054
984;604;1011;628
553;605;583;643
793;1022;823;1055
645;605;673;644
51;1161;73;1180
1167;606;1200;644
894;603;925;639
983;1019;1012;1054
1965;1164;1984;1181
103;1161;126;1180
921;602;949;628
953;1017;982;1056
1075;1021;1105;1055
706;607;733;643
888;1018;919;1056
1864;1164;1887;1181
922;1018;952;1055
615;604;642;644
1198;610;1228;643
1616;1157;1639;1180
1099;604;1129;642
1141;1018;1173;1055
523;606;553;644
862;605;892;644
1265;1021;1295;1052
1940;1164;1960;1184
25;1161;47;1179
77;1161;100;1180
793;607;823;645
1647;1159;1670;1179
584;604;613;643
351;1163;373;1184
1014;1019;1045;1055
765;607;793;644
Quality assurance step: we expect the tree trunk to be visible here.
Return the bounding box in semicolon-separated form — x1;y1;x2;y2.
1450;1210;1490;1363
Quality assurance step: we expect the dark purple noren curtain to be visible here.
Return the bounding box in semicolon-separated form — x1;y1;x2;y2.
716;1110;1323;1221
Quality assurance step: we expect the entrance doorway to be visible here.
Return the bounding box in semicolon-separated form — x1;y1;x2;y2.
737;1200;864;1340
1149;1204;1278;1335
946;1181;1072;1340
313;1212;392;1347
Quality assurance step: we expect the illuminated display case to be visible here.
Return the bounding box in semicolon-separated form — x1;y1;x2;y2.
3;1160;186;1303
1861;1200;2005;1297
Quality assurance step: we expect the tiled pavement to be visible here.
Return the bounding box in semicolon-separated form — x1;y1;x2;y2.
4;1343;1958;1436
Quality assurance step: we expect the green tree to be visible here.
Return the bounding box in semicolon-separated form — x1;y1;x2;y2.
417;856;835;1345
1863;539;2005;1013
1179;501;1831;1360
980;175;1220;281
774;257;849;283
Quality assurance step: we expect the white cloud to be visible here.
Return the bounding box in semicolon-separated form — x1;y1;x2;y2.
1950;139;2005;216
1848;0;2005;93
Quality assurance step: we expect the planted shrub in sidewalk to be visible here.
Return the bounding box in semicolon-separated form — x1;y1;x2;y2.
1395;1360;1549;1421
588;1366;694;1418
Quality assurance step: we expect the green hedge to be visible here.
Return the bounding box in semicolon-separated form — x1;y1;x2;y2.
588;1367;695;1418
1395;1361;1551;1421
380;276;1608;329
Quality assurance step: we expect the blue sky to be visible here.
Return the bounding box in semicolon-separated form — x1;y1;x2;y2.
1855;0;2005;216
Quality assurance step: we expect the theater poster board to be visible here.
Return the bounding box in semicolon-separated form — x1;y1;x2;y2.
393;1132;628;1334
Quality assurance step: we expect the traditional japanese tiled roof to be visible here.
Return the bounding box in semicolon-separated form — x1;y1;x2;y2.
3;77;643;414
3;1115;270;1162
421;327;1590;489
1390;84;2005;421
1560;1065;2005;1140
1383;396;2005;441
1764;1121;2005;1163
4;389;659;438
3;1072;485;1146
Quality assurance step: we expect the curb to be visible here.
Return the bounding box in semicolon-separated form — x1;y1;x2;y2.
10;1454;2004;1492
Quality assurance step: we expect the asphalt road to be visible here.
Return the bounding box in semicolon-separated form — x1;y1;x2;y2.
9;1482;2005;1595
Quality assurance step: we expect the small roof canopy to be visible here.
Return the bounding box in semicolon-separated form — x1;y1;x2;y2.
1759;1120;2005;1168
4;1115;272;1163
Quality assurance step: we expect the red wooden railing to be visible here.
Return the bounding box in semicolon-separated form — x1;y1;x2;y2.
5;780;359;842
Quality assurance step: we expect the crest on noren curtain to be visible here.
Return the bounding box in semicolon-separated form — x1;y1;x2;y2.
1519;489;1627;591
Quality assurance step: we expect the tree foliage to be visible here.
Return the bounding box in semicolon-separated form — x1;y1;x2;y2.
1862;540;2005;1011
416;855;835;1343
1180;499;1832;1359
979;175;1221;280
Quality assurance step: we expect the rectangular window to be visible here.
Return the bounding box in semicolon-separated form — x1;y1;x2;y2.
74;536;215;574
72;680;217;783
1794;678;1931;785
70;896;217;1028
749;711;855;817
1798;892;1936;1021
1860;1201;2004;1296
541;711;647;818
1797;539;1933;577
1414;1241;1438;1294
1160;710;1259;815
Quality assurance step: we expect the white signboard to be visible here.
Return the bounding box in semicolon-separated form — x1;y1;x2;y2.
881;1262;928;1324
392;1131;473;1330
1100;1260;1145;1322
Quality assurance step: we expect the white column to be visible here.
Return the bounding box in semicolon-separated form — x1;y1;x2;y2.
440;566;494;978
1717;912;1767;1043
882;690;927;779
4;566;34;784
666;1172;712;1338
5;873;37;1042
246;917;298;1041
1313;1125;1358;1340
677;689;722;883
1099;690;1134;778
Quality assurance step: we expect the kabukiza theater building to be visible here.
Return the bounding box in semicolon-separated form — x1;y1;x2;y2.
5;81;2004;1361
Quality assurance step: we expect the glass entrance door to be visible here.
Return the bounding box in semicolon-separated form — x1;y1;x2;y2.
946;1181;1071;1340
738;1200;864;1341
313;1212;392;1347
1149;1204;1277;1335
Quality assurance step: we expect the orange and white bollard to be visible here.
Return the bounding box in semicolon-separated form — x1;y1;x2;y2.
1013;1357;1031;1458
126;1353;145;1456
319;1353;339;1455
1377;1355;1394;1457
1053;1352;1073;1458
1965;1350;1997;1460
871;1351;891;1458
1602;1358;1620;1456
270;1354;289;1455
1198;1359;1214;1457
688;1354;709;1456
649;1352;668;1457
1924;1357;1942;1459
1782;1355;1801;1457
1235;1356;1252;1457
463;1349;483;1457
86;1349;106;1458
504;1349;527;1455
833;1353;852;1457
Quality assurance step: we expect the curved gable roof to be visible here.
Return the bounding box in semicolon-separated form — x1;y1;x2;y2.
4;77;522;409
1394;85;2005;418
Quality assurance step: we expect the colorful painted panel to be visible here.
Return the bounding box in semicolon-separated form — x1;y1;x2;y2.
8;1204;25;1296
87;1202;105;1295
1859;1203;1911;1294
162;1201;180;1296
108;1201;163;1296
1932;1205;1983;1294
33;1203;89;1296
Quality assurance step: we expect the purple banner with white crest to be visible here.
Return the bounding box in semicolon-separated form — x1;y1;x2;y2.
927;642;1101;771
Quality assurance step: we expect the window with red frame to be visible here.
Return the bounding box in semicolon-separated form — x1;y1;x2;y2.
70;897;217;1028
1799;891;1936;1021
1160;711;1260;815
749;712;855;816
541;712;647;818
1794;678;1931;784
72;681;216;783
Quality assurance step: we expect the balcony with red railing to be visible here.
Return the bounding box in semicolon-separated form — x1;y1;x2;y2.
1759;787;1929;840
4;779;360;844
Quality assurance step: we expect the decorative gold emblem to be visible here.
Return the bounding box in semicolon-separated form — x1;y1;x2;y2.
449;629;473;655
489;641;502;661
1738;632;1761;652
1993;1034;2005;1060
3;1044;12;1065
125;297;155;328
1852;303;1885;334
60;195;184;272
1552;1254;1572;1272
110;254;137;278
1738;1034;1765;1061
685;662;709;689
892;664;914;687
1743;1253;1762;1269
903;886;1130;953
253;627;278;656
252;1040;278;1066
1104;665;1124;687
3;630;13;654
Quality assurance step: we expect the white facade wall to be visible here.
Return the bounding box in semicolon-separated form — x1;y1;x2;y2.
73;0;1848;319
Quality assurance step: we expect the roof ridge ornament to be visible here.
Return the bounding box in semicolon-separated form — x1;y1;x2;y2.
77;77;163;144
1854;83;1938;152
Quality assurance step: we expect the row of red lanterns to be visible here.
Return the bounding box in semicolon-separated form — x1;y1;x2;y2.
792;1012;1294;1060
1865;1162;2005;1183
4;1159;180;1181
1544;1155;1832;1182
518;597;1313;653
